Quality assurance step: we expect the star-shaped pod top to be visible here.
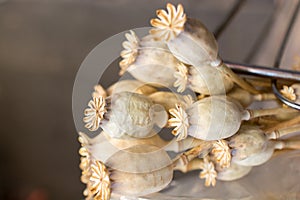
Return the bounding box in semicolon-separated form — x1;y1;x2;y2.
150;3;219;67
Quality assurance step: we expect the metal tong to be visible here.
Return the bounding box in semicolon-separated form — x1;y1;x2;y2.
219;0;300;110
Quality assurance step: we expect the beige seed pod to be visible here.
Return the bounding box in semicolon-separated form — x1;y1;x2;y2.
233;141;274;167
87;131;208;169
229;125;267;161
228;87;276;108
84;91;168;139
216;162;252;181
233;125;300;166
85;142;174;197
187;65;234;95
280;84;299;103
150;3;259;95
185;96;248;140
168;95;296;141
149;91;193;111
119;31;180;87
169;17;219;66
168;96;248;141
105;144;173;197
85;133;121;163
174;63;234;95
107;80;157;96
149;91;183;111
105;92;168;138
225;123;300;166
101;130;196;153
174;157;251;182
150;3;218;67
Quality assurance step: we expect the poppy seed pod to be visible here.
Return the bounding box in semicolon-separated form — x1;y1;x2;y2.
174;63;234;94
231;137;300;167
280;83;300;103
216;162;252;181
150;3;219;67
187;97;247;140
101;92;168;138
119;31;181;87
100;145;173;197
229;125;268;162
150;3;259;95
107;80;157;96
83;91;168;138
227;87;276;108
149;91;194;111
232;141;275;167
81;144;173;199
168;96;249;141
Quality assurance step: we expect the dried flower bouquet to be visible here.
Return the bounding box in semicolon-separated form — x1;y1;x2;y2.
77;3;300;200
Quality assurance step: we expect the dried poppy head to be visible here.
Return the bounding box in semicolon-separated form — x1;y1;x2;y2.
119;31;181;87
150;3;219;67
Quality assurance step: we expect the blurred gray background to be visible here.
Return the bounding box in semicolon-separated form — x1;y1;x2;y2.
0;0;298;199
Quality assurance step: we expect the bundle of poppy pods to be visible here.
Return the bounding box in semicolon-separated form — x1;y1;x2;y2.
78;3;300;200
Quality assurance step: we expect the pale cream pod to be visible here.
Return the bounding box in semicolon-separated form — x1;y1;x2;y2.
168;96;249;141
83;91;168;139
82;131;168;163
216;162;252;181
107;79;157;96
228;87;276;108
83;145;173;199
280;83;300;103
232;140;300;167
100;130;186;153
174;63;234;95
87;130;207;158
149;91;183;111
174;158;252;182
229;124;300;166
150;3;259;94
232;141;275;167
119;31;180;87
104;145;173;197
79;132;122;163
229;125;268;161
149;91;194;111
187;97;247;140
168;95;296;141
102;92;168;138
150;3;218;66
79;134;196;199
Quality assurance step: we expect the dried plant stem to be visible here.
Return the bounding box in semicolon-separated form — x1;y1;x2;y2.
253;93;276;101
265;115;300;133
249;117;279;126
245;77;272;88
172;142;212;169
174;158;202;173
247;107;297;119
165;137;209;152
276;140;300;150
219;63;260;94
104;131;209;153
102;131;168;149
272;149;293;158
268;124;300;139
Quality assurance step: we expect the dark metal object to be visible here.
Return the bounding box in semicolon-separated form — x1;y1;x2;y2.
271;0;300;110
214;0;300;109
225;61;300;81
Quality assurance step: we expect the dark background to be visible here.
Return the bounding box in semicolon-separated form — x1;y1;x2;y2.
0;0;295;199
